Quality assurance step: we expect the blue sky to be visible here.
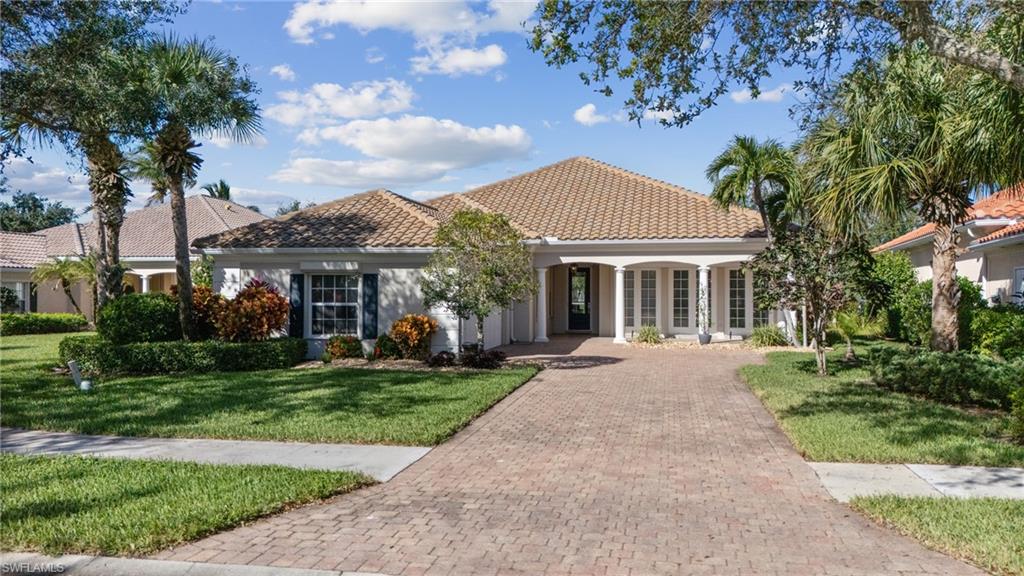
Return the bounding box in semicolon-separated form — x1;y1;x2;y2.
6;1;804;217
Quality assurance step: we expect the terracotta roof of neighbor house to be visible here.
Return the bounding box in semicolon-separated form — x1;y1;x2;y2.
193;189;442;249
0;196;265;265
429;157;765;241
974;220;1024;245
875;183;1024;252
0;231;48;269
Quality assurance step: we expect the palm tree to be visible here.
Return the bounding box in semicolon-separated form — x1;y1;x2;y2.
201;179;231;200
31;257;93;316
135;36;260;340
803;46;1024;352
131;140;176;206
832;309;882;362
705;135;801;243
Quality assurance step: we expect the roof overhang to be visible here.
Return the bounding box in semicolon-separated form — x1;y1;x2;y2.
876;218;1017;252
195;246;437;255
526;236;768;247
969;233;1024;250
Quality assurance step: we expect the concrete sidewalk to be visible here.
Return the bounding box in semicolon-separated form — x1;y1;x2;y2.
0;553;384;576
809;462;1024;502
0;427;430;482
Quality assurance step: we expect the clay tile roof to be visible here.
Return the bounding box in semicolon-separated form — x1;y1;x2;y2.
430;157;765;241
874;183;1024;252
194;189;441;249
0;231;48;269
974;220;1024;245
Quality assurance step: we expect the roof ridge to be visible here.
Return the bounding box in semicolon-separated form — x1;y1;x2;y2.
450;194;541;238
74;223;86;255
198;195;232;231
377;190;440;228
459;157;581;198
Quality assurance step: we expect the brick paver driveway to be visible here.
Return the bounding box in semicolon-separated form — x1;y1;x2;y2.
159;337;981;575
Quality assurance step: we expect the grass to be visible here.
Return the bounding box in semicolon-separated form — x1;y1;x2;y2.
741;342;1024;466
0;453;369;556
851;496;1024;576
1;333;537;446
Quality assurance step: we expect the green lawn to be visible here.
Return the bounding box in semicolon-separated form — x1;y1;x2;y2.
851;496;1024;576
1;333;537;445
0;453;369;556
741;343;1024;466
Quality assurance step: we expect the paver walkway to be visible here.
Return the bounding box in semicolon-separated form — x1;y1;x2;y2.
157;337;982;575
810;462;1024;502
0;427;429;482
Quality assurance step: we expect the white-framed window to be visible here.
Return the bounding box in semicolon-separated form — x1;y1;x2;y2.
672;270;690;328
310;274;359;337
0;282;27;313
624;270;635;328
729;269;746;329
640;270;657;326
753;307;770;327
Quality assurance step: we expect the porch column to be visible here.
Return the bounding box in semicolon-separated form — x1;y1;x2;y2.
140;274;151;293
698;265;710;334
534;267;549;343
614;266;626;343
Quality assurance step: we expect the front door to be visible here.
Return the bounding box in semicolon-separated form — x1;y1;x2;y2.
568;266;591;331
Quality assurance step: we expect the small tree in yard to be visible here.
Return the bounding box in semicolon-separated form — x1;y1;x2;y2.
747;228;877;376
421;209;536;351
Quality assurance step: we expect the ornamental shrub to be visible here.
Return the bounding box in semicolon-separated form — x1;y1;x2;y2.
426;350;457;367
460;347;506;369
898;277;984;347
97;293;180;344
0;313;88;335
326;335;363;360
58;334;307;375
869;346;1024;410
749;325;789;347
191;285;225;341
970;305;1024;361
634;324;661;344
369;333;401;360
870;252;917;338
388;314;439;360
215;278;289;342
1011;388;1024;442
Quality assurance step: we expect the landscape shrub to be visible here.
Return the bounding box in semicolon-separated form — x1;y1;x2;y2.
215;278;289;342
426;350;457;367
898;277;984;347
325;335;363;360
369;334;401;360
388;314;439;360
97;293;180;344
634;324;661;344
0;312;88;335
191;285;226;340
1011;388;1024;442
869;346;1024;410
749;325;789;347
970;305;1024;361
460;348;506;369
870;252;917;338
58;334;307;375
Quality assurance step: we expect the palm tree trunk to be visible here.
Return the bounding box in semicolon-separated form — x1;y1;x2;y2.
751;183;774;244
61;282;83;316
168;173;195;341
930;221;960;352
476;315;486;350
83;135;128;309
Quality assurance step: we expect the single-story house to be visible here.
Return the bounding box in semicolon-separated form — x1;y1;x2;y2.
194;157;778;356
874;184;1024;305
0;196;265;318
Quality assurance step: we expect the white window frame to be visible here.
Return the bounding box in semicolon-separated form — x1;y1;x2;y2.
304;273;361;340
671;269;693;331
728;269;747;330
624;268;661;333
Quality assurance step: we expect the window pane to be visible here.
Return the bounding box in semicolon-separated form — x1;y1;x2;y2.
729;269;746;329
640;270;656;326
673;270;689;328
310;274;359;336
624;270;635;327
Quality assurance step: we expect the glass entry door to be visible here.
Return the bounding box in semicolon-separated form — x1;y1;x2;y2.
568;266;592;331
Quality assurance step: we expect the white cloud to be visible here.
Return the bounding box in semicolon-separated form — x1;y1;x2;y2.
409;189;454;201
365;46;385;64
272;115;531;188
230;187;298;212
269;64;297;82
730;83;792;104
205;133;269;149
573;103;609;126
265;79;415;127
410;44;507;76
643;109;675;121
3;158;90;208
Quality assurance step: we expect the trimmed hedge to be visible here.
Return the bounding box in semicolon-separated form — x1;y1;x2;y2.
1011;388;1024;441
58;335;307;376
0;313;87;336
869;346;1024;411
97;293;180;344
971;305;1024;361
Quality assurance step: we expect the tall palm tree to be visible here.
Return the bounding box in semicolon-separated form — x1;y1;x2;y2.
803;46;1024;352
135;36;260;340
31;257;93;316
201;179;231;200
130;140;177;206
705;135;801;243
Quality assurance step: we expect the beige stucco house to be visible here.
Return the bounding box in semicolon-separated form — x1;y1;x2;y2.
194;157;778;356
0;196;265;318
875;184;1024;305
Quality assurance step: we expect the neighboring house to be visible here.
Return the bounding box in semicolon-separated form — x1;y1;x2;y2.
0;196;265;318
194;157;776;356
874;184;1024;305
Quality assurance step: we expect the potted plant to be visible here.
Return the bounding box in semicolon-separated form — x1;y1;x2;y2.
697;283;712;345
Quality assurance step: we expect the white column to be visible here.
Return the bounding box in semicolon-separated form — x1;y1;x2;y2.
698;265;710;334
614;266;626;343
140;274;151;293
534;267;549;343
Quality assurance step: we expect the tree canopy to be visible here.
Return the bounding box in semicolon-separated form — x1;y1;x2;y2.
0;191;75;232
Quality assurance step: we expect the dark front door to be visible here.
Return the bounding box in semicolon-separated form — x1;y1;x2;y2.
568;266;591;331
